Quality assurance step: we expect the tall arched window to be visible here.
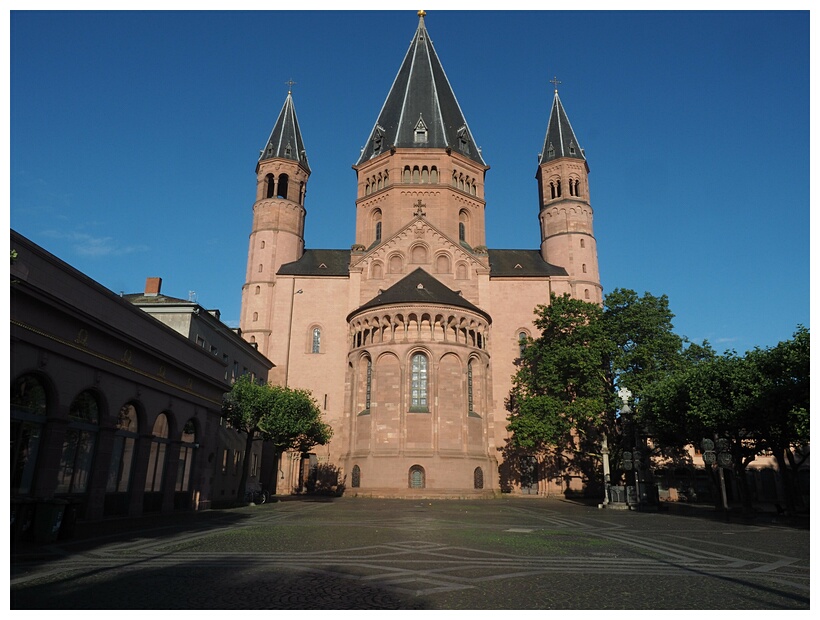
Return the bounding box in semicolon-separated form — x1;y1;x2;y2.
312;327;321;353
56;390;100;494
265;173;275;199
176;419;197;493
518;332;528;357
467;360;474;414
107;403;139;495
144;414;170;511
11;374;48;495
365;357;372;411
277;173;289;199
459;222;466;242
410;353;428;411
375;221;382;243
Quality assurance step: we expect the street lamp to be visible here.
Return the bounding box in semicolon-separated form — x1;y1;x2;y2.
617;388;641;509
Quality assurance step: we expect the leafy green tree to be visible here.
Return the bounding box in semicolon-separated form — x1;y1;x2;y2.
642;326;809;513
506;289;694;489
222;375;332;503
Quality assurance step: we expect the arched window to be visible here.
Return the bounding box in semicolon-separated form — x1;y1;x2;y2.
265;173;275;199
585;289;590;300
550;181;556;200
518;332;528;357
365;358;372;411
409;465;425;489
255;285;260;295
176;419;197;493
556;179;562;197
404;167;411;183
410;353;428;411
145;414;170;498
277;173;289;199
107;403;139;495
431;167;438;184
312;327;321;353
253;312;258;322
474;467;484;489
582;264;587;273
574;179;580;196
351;464;361;488
467;360;474;414
56;390;100;494
258;264;263;273
459;222;466;242
11;374;48;495
580;238;585;248
375;221;382;243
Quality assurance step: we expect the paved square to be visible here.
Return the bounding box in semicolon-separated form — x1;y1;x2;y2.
10;497;810;609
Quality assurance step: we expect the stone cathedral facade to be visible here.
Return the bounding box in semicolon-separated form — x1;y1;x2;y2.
239;12;602;495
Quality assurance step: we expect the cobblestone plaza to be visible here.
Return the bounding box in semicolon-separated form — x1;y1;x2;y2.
11;497;810;609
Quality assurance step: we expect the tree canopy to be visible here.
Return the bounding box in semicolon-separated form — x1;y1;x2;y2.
506;289;703;487
222;375;332;502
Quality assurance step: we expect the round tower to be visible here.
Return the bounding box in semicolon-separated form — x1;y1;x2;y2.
240;90;310;356
537;82;602;304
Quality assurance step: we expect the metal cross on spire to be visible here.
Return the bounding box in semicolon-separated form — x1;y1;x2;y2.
413;199;426;217
550;76;562;93
285;78;297;94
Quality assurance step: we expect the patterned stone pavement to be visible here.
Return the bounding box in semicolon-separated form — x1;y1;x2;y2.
10;497;810;609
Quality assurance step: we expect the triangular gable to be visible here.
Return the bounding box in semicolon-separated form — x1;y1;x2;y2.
350;216;488;274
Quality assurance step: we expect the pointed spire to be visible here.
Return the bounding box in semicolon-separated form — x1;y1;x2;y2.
356;12;485;166
259;85;310;173
538;79;585;166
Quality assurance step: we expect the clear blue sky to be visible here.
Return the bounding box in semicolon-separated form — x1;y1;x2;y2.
9;9;810;354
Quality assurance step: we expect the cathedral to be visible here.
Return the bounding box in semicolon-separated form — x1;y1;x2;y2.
239;12;602;495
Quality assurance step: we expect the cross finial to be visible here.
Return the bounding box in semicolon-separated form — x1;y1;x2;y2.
285;78;297;94
550;76;561;93
413;199;426;217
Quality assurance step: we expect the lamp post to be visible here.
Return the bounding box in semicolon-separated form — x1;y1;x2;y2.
618;387;639;509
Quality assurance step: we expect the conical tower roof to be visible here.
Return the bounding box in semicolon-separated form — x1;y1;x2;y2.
538;84;586;166
356;11;485;166
259;89;310;173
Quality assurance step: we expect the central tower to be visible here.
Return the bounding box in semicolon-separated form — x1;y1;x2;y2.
352;11;489;257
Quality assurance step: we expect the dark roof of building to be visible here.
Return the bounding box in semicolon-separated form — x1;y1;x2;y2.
487;249;568;277
349;268;490;322
538;88;586;166
356;12;485;167
258;91;310;173
277;250;351;276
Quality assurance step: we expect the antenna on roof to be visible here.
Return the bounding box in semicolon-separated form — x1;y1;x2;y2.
189;291;197;302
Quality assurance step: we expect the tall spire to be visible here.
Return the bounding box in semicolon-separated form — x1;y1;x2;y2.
538;80;585;166
259;88;310;173
356;12;484;166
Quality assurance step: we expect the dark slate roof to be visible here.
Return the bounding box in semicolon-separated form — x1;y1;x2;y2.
277;250;351;276
349;268;491;322
487;249;568;277
258;91;310;173
356;12;485;167
538;88;586;166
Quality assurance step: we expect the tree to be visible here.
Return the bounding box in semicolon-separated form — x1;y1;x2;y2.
222;375;332;503
741;327;809;513
506;289;693;491
642;326;809;513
